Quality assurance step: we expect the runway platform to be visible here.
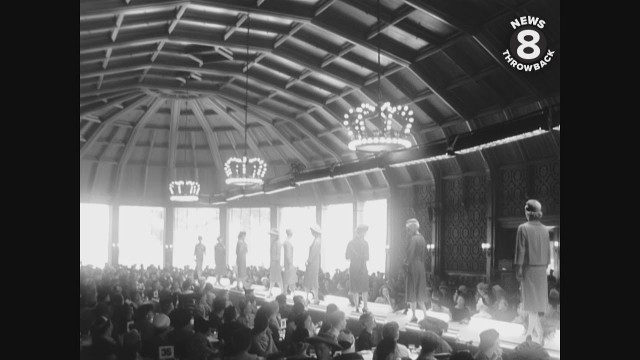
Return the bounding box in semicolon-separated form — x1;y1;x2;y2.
205;277;559;360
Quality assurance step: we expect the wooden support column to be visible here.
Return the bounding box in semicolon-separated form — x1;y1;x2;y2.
110;205;119;266
219;206;229;264
164;205;174;269
486;170;495;282
271;205;278;231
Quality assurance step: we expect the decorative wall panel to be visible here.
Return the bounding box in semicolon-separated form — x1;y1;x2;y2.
442;176;487;273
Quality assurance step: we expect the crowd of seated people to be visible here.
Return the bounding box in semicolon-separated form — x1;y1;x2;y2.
81;263;559;360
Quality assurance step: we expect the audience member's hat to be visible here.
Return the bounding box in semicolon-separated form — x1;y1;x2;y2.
292;327;310;343
525;199;542;213
337;331;355;349
406;218;419;225
305;333;343;350
458;285;468;292
310;224;322;235
476;282;489;293
269;228;280;236
153;313;170;330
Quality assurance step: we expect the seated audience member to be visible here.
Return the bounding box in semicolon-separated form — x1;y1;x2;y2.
306;333;343;360
381;322;410;359
220;305;239;347
159;293;175;316
509;339;551;360
134;304;156;353
292;295;306;309
120;329;143;360
375;285;396;310
195;291;211;320
450;351;474;360
209;297;227;332
144;313;171;360
336;330;363;360
372;337;398;360
250;307;278;357
286;328;311;360
422;330;452;355
474;329;502;360
245;289;259;315
451;294;471;322
294;311;317;339
326;310;347;340
88;316;118;360
416;331;441;360
437;284;455;310
429;291;452;318
227;323;265;360
491;285;514;322
276;294;291;320
188;316;217;360
112;303;135;344
168;308;195;359
268;301;283;343
238;299;256;329
355;312;378;351
318;303;339;335
473;283;493;319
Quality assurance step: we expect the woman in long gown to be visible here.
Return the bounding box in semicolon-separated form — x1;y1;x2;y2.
346;224;370;313
236;231;248;290
404;218;429;323
303;225;322;304
214;236;226;286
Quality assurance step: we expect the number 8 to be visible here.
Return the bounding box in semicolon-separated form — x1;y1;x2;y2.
517;29;540;60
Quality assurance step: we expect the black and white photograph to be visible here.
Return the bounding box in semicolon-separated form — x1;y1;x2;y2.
80;1;560;359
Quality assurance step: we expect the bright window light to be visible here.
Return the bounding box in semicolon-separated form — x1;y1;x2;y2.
362;199;388;274
279;206;317;270
173;208;220;269
228;208;271;269
80;203;110;267
321;203;353;274
119;206;165;268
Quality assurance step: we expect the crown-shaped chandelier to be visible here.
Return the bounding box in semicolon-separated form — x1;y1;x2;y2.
169;94;201;202
224;14;267;187
344;0;414;153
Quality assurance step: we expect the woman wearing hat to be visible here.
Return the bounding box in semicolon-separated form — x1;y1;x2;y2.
346;224;371;313
304;225;322;304
269;228;284;294
236;231;248;290
214;236;227;286
404;218;429;323
514;199;550;344
305;332;343;360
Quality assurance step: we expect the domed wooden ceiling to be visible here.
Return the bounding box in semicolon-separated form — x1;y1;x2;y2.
80;0;560;204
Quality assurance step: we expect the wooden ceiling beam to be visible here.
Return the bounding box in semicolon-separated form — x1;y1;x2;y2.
167;99;181;182
203;97;310;168
80;94;150;159
189;99;224;170
114;97;165;196
215;93;342;162
80;92;141;117
142;129;157;198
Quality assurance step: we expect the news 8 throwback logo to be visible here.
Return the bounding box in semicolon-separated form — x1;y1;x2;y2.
502;16;555;72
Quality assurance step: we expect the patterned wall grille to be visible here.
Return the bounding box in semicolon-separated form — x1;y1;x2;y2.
442;176;487;273
499;161;560;217
532;161;560;215
500;166;529;217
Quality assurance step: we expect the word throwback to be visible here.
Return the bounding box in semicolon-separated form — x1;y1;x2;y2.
503;16;555;72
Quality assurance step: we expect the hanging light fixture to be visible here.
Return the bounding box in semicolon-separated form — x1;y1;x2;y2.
224;14;267;186
169;89;201;202
344;0;413;153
